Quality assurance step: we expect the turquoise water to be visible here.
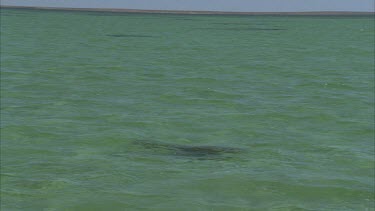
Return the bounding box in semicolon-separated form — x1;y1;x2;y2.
1;8;374;210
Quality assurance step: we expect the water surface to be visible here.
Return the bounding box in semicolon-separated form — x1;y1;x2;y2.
1;8;374;210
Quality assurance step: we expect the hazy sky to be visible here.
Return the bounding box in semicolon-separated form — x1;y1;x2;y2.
2;0;374;12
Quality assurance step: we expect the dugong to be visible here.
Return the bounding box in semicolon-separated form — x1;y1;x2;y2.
133;139;243;158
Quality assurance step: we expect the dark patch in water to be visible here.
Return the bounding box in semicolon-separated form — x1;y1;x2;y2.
211;23;254;26
106;34;155;38
86;13;133;17
175;18;195;21
133;140;243;159
211;22;280;26
199;27;285;31
86;13;162;19
1;12;34;17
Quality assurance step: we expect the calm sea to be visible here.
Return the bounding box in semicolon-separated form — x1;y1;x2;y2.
1;8;374;211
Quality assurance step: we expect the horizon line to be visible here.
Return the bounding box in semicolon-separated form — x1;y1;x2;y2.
1;5;374;16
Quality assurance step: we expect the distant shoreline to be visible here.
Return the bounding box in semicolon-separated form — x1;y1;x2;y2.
1;5;374;16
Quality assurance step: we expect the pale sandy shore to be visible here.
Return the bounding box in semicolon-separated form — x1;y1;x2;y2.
1;5;374;16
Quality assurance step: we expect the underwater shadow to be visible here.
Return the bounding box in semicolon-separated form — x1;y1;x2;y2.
106;34;155;38
198;27;286;31
133;139;244;160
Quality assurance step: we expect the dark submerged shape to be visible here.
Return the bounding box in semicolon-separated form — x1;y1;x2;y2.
173;18;195;21
133;140;243;158
106;34;155;38
211;23;255;25
200;27;286;31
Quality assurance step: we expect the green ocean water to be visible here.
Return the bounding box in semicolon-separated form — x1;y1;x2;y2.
0;8;374;210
